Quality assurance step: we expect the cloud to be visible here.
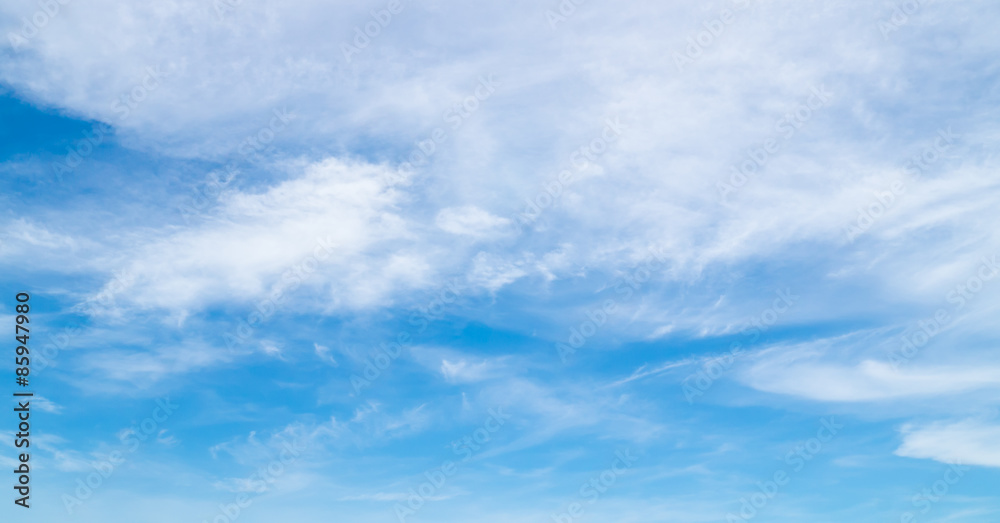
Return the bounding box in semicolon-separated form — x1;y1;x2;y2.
0;219;98;273
75;340;229;386
739;343;1000;402
314;343;338;366
440;358;495;383
4;2;1000;520
338;492;454;502
31;395;64;414
1;218;78;250
259;341;285;360
896;420;1000;468
608;359;697;388
7;0;1000;331
99;157;426;313
466;252;529;292
435;205;511;239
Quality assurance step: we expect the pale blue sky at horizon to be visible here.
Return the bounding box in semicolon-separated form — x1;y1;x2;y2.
1;1;1000;522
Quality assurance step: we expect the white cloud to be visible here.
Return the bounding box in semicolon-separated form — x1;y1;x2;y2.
896;420;1000;468
31;396;63;414
260;342;285;360
739;345;1000;402
467;252;528;292
4;0;999;328
435;205;511;238
100;157;425;312
1;218;78;250
4;2;1000;521
440;358;494;383
314;343;338;366
76;341;229;385
339;492;453;502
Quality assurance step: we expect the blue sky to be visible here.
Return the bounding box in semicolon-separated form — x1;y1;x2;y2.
2;1;1000;522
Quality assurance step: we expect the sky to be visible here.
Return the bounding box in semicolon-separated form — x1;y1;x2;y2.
1;0;999;522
